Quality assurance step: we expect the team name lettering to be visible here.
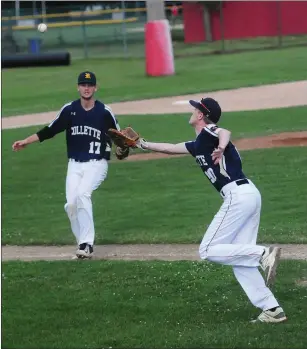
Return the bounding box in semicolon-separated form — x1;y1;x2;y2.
71;126;101;140
196;155;208;166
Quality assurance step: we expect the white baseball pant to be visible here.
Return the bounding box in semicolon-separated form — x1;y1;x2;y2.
64;159;108;246
199;179;280;311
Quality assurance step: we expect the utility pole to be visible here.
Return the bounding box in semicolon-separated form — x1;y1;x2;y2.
146;0;165;21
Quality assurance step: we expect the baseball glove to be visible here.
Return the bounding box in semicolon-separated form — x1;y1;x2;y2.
115;146;129;160
107;126;140;148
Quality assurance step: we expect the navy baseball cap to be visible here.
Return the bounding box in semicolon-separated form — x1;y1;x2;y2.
189;97;222;123
78;71;96;85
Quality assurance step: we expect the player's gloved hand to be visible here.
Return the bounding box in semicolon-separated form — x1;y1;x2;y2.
107;126;140;149
115;146;129;160
211;146;225;165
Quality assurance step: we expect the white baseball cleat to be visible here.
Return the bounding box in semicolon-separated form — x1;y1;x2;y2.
259;246;281;286
251;307;287;323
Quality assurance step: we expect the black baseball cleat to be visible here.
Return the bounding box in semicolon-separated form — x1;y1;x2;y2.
76;243;94;259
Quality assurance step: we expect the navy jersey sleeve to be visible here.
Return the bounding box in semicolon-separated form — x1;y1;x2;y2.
185;141;196;157
37;102;71;142
105;104;120;131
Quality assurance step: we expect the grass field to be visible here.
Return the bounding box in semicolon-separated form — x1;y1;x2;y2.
2;259;307;349
64;34;307;60
2;46;307;116
2;106;307;245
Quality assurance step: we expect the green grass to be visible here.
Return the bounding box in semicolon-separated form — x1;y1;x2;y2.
173;34;307;56
2;107;307;245
2;46;307;116
2;260;307;349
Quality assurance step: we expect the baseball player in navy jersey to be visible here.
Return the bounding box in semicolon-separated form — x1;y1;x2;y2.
136;97;287;323
12;71;128;259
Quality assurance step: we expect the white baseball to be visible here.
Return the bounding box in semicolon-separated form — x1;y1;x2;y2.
38;23;47;33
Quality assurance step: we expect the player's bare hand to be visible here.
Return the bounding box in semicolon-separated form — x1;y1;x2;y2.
12;140;27;151
135;138;147;150
135;139;142;149
211;147;224;165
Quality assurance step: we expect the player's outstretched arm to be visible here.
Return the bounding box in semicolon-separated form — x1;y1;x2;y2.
12;134;39;151
138;140;189;154
107;127;189;155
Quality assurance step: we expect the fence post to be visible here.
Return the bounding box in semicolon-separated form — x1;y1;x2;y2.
203;4;212;42
277;0;282;48
121;0;128;57
15;0;20;26
32;1;37;18
82;12;89;59
42;0;47;23
219;1;225;53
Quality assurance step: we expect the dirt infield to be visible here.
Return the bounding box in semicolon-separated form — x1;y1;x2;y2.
3;80;307;129
3;81;307;261
2;244;307;262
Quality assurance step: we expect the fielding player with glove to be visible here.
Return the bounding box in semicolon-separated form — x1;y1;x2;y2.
112;98;287;324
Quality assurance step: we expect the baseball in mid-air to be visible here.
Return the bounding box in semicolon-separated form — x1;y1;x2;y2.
38;23;47;33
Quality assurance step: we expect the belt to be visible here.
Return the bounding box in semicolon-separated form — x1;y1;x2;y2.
69;158;102;163
220;178;250;198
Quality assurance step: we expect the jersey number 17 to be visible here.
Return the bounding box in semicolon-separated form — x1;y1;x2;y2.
89;141;101;154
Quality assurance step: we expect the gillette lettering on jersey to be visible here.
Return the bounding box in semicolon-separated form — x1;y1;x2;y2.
71;126;101;140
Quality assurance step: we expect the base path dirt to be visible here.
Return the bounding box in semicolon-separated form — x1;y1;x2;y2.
2;244;307;262
2;80;307;129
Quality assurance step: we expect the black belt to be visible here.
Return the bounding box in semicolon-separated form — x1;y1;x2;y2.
69;158;104;163
235;178;249;186
220;178;249;197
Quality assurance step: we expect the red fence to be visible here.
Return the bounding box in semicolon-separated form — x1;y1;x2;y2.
183;1;307;43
